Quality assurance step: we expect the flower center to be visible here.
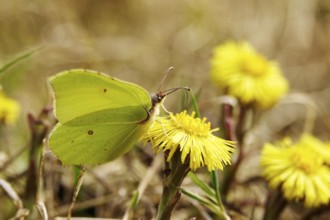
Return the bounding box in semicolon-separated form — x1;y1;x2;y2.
290;147;320;174
170;111;212;137
242;53;268;76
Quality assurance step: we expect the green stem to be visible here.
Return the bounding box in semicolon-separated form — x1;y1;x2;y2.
156;151;190;220
211;171;230;220
211;171;222;210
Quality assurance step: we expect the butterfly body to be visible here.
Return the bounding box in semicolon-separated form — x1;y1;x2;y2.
48;69;164;165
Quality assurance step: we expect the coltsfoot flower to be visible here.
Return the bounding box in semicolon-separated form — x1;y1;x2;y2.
0;90;20;125
142;111;235;171
210;41;288;108
298;133;330;165
260;135;330;207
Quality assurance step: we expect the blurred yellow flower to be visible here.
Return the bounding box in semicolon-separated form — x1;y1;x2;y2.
0;91;20;125
210;41;289;108
299;133;330;165
260;135;330;207
325;142;330;164
142;111;235;171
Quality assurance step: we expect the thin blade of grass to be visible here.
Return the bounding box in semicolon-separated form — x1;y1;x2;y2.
211;170;227;213
188;172;215;198
0;47;42;75
180;187;213;207
211;170;221;204
180;188;222;216
190;90;201;117
129;190;139;209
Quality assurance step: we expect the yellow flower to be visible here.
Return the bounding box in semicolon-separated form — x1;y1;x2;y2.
0;91;20;125
325;142;330;164
142;111;235;171
298;133;330;165
210;41;289;108
260;135;330;207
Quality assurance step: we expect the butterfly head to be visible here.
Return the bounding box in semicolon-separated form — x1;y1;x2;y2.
151;91;166;108
149;67;190;114
150;86;190;113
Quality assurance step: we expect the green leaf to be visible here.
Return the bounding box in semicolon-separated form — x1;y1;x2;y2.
129;190;139;209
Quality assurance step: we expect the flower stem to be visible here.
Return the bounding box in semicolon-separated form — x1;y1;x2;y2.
156;151;190;220
263;188;287;220
220;104;250;198
219;104;239;197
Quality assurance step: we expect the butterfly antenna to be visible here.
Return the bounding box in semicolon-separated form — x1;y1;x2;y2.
163;87;191;108
158;66;175;92
162;86;191;96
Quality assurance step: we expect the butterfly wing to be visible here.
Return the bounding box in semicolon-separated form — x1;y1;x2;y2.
50;69;151;123
48;69;153;165
49;107;151;165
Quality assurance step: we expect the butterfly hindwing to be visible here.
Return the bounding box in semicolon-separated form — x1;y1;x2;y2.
49;106;150;165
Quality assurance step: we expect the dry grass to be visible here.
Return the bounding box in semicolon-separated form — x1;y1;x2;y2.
0;0;330;219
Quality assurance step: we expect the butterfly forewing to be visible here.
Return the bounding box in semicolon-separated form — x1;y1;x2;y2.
50;69;151;123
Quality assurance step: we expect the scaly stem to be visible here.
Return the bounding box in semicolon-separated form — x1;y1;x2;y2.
219;104;238;197
220;104;251;198
156;151;190;220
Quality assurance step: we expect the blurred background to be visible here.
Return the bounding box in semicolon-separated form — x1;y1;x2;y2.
0;0;330;219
